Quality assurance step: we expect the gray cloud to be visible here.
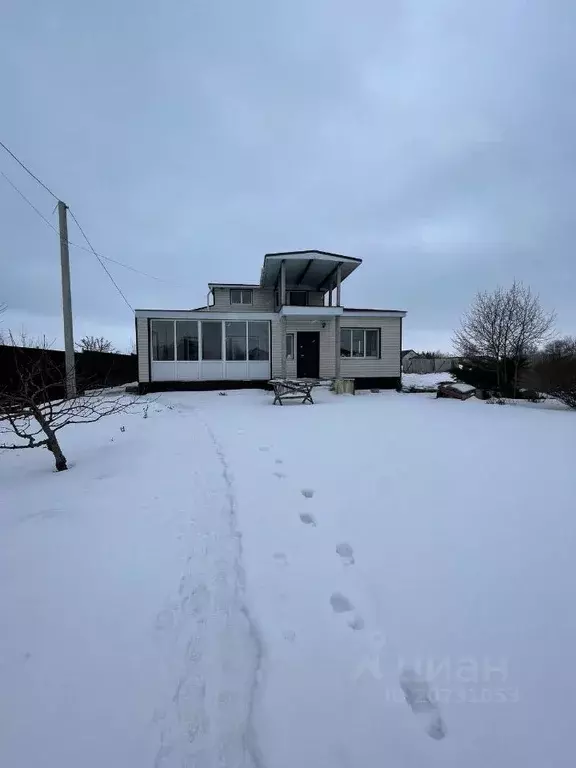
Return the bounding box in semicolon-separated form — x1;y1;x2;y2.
2;0;575;352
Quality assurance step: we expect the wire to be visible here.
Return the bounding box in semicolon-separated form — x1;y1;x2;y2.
80;247;167;282
0;170;166;282
68;208;134;312
0;139;59;200
1;171;60;234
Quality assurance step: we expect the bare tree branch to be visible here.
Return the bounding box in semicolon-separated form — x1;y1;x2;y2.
76;335;117;353
1;347;141;471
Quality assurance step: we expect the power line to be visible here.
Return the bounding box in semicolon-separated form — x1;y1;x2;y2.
0;139;59;200
1;171;60;233
0;170;166;282
68;208;134;312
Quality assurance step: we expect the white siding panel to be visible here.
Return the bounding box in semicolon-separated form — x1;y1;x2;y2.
151;361;175;381
176;362;200;380
247;361;270;379
136;317;150;382
271;316;284;378
339;316;401;377
211;287;274;312
201;361;225;379
224;361;249;380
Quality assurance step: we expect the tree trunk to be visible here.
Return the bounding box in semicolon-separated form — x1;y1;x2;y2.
33;406;68;471
47;435;68;471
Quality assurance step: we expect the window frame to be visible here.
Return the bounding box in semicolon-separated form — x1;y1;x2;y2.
201;320;223;361
150;318;271;365
340;328;380;359
248;321;270;361
230;288;253;305
286;333;295;360
176;320;199;361
151;319;175;361
225;321;247;361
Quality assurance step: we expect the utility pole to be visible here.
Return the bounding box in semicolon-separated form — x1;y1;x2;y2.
58;201;76;397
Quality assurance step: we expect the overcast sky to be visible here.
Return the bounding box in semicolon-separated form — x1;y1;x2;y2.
2;0;575;353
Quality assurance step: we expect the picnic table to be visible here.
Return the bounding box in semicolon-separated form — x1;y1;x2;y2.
269;379;316;405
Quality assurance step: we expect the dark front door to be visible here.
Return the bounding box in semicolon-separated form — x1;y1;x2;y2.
297;332;320;379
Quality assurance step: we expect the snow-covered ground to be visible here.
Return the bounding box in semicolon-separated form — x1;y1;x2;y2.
402;371;454;388
1;388;575;767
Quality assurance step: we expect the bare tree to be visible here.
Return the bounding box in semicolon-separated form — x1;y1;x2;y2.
454;282;555;393
543;336;576;358
1;328;55;349
0;350;139;471
77;335;117;353
506;282;556;395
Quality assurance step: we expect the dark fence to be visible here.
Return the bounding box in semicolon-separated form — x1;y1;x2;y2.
0;345;137;400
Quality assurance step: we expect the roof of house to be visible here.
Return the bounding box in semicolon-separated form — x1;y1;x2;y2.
401;349;416;358
208;283;261;289
260;250;362;291
264;249;361;262
345;307;406;314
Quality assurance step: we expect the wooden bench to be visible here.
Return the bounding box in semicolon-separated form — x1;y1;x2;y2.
270;379;315;405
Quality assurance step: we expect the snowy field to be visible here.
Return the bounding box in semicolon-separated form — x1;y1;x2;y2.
1;388;575;767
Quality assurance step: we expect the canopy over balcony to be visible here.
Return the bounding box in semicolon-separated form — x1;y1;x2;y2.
260;250;361;291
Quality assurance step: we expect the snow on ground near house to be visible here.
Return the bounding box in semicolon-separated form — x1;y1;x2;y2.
1;389;576;767
0;400;260;768
402;371;454;388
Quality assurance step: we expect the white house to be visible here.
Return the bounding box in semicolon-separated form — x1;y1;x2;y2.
135;250;406;392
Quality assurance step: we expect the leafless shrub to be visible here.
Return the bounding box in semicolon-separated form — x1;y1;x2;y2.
77;335;117;353
0;350;141;471
1;328;55;349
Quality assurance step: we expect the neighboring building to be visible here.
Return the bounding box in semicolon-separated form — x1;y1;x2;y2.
135;250;406;392
401;349;417;371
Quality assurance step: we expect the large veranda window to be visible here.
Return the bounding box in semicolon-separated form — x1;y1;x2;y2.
340;328;379;358
248;321;269;360
226;321;269;361
151;320;175;360
226;322;247;361
176;321;199;360
202;322;223;360
151;320;269;361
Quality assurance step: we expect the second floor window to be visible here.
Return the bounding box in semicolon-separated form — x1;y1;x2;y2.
230;289;253;305
288;291;307;306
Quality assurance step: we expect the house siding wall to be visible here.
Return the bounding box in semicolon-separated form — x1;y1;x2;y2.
211;287;274;312
136;316;150;382
271;316;283;378
136;311;402;383
272;318;336;379
340;316;401;377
